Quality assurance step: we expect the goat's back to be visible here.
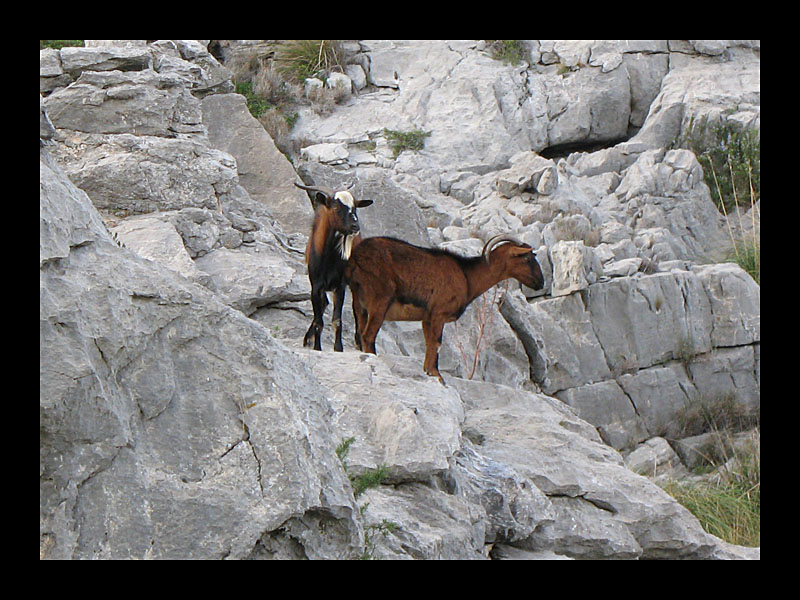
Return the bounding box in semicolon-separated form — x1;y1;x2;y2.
348;236;475;300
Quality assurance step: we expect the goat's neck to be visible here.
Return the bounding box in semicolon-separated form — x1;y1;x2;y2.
464;260;504;303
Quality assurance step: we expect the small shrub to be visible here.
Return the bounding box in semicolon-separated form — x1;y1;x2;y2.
335;436;356;465
258;108;289;142
660;431;760;547
384;127;431;158
235;81;270;119
351;465;389;498
675;118;760;284
724;235;759;285
360;515;398;560
253;62;301;108
675;335;697;366
235;64;302;155
275;40;346;83
677;393;758;438
335;436;388;498
485;40;526;65
307;84;350;116
681;119;760;214
675;117;760;217
664;394;760;547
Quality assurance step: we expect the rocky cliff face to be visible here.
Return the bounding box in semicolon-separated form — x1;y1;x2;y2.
40;40;759;559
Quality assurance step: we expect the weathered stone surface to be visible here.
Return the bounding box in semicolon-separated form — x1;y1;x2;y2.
305;351;464;483
44;70;204;136
59;46;152;75
550;240;597;297
194;245;308;315
48;133;238;215
110;214;202;281
451;377;744;559
556;380;649;450
694;263;760;347
40;146;362;559
501;289;612;392
443;439;553;543
495;151;558;198
201;93;313;235
41;40;760;560
625;46;760;151
625;437;691;481
358;483;488;560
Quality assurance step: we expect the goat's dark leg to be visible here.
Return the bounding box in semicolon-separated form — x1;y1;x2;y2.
361;298;391;354
304;287;328;351
350;284;364;351
331;285;345;352
422;318;446;385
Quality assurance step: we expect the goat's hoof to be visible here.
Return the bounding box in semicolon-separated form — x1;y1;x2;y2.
425;369;447;386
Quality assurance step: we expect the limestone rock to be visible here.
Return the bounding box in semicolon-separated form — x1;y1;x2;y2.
201;93;313;235
40;146;362;559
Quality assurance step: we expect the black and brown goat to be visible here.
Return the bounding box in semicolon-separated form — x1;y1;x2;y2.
297;181;373;352
345;234;544;383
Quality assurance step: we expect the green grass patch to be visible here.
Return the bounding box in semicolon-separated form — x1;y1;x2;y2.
661;474;759;547
727;239;760;285
235;81;271;119
665;396;760;547
384;128;431;158
40;40;83;50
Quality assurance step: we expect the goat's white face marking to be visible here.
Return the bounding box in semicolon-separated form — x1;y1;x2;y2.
332;191;359;259
334;191;356;210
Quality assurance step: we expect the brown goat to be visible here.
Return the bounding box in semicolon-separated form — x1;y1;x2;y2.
296;182;372;352
345;234;544;383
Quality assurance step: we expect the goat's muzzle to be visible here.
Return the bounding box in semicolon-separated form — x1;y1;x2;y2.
347;213;361;235
526;260;545;290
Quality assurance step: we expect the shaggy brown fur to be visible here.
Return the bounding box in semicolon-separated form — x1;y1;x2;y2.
345;235;544;383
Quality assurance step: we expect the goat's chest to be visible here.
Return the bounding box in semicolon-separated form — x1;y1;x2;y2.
308;247;347;291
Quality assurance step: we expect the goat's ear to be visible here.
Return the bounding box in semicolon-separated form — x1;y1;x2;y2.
317;192;334;207
356;199;373;208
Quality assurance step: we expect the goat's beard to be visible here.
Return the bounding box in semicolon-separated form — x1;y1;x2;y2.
337;233;356;260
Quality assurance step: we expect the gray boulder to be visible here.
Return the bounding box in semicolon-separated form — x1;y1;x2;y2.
109;214;203;281
40;146;362;559
48;134;238;216
201;93;314;235
59;46;152;76
44;70;204;136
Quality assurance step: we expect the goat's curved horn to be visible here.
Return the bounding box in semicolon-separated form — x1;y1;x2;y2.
482;234;523;264
294;182;336;200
